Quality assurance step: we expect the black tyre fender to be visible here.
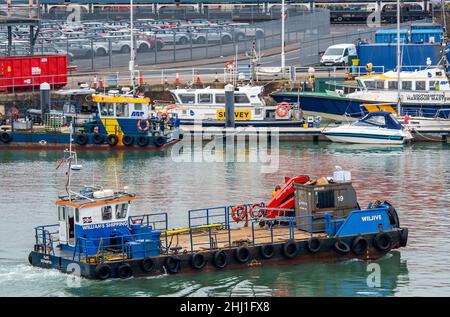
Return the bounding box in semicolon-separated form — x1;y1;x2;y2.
190;252;207;270
373;233;392;251
165;255;181;274
260;244;274;259
178;133;184;140
136;135;149;147
0;132;12;143
95;263;112;280
399;228;408;247
117;263;133;279
28;252;33;265
384;201;400;227
213;250;228;269
122;135;134;146
106;134;119;146
235;246;251;263
282;240;298;259
334;240;351;255
153;135;165;147
351;236;369;255
76;134;88;146
92;133;105;144
307;237;322;253
141;257;155;273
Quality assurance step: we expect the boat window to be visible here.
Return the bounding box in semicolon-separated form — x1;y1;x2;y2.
364;115;386;126
116;102;129;117
102;206;113;221
388;81;398;90
215;94;226;103
375;81;385;89
134;103;143;110
402;81;412;90
58;206;66;221
178;94;196;104
429;81;440;91
198;93;212;104
115;204;128;219
75;208;79;223
316;190;335;209
415;81;426;91
364;81;376;89
234;94;250;103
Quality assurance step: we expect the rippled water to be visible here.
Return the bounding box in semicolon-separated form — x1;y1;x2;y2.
0;142;449;296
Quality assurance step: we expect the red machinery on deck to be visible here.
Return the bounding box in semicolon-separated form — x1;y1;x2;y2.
0;54;68;92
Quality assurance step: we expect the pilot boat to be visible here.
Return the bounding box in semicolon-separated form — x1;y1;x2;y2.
323;111;413;144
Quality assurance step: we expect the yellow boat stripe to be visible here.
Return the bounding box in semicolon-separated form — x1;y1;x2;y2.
92;95;150;103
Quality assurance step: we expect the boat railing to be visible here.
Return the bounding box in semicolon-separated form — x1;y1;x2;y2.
34;224;60;256
129;212;168;231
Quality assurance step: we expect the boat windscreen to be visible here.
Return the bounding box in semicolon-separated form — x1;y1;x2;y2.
354;112;402;130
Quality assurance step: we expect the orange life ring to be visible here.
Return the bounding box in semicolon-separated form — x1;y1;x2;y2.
137;119;150;132
276;102;291;118
249;203;264;220
231;205;247;223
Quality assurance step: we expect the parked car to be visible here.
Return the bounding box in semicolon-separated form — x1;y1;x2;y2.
190;27;233;44
227;23;265;41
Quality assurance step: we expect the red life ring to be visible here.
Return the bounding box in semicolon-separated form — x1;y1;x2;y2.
276;102;291;118
137;119;150;132
249;203;264;220
231;205;247;223
225;61;236;71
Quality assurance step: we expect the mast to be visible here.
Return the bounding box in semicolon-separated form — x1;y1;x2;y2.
396;0;401;116
281;0;286;73
129;0;135;91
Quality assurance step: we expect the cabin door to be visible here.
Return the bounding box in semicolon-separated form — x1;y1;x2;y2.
66;207;75;246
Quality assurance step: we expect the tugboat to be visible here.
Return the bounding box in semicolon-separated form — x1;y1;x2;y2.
28;168;408;279
0;88;182;150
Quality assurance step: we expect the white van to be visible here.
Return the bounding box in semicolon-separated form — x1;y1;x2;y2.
320;44;357;66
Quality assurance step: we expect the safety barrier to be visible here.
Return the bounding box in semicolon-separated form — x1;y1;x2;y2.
34;224;60;256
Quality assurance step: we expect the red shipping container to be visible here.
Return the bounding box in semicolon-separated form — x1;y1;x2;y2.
0;54;68;92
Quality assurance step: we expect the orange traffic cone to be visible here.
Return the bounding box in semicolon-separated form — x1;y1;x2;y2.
196;72;202;84
175;71;181;85
139;70;144;85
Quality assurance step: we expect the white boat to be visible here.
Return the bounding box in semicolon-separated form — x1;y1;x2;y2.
323;112;413;145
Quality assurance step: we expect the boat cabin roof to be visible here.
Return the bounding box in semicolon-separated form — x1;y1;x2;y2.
357;68;447;81
355;111;402;130
56;189;135;209
92;94;151;104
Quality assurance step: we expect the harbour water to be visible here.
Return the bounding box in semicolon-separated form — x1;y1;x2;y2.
0;142;449;296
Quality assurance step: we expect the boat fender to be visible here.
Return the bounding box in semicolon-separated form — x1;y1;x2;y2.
153;135;165;147
399;228;408;247
213;250;228;269
165;255;181;274
282;240;298;259
178;133;184;140
76;134;88;146
137;119;150;132
383;201;400;227
307;237;322;253
334;240;351;255
107;134;119;146
28;252;33;265
141;257;155;273
260;244;274;259
235;246;251;263
249;203;264;220
0;132;12;143
190;252;207;270
351;236;368;255
92;133;105;144
373;233;392;251
117;263;133;279
231;205;247;223
95;263;112;280
136;135;149;147
122;135;134;147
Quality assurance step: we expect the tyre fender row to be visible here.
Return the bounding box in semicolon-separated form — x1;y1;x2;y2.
93;233;396;279
76;133;166;147
0;132;12;143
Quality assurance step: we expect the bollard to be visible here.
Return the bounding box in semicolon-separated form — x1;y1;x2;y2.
225;84;235;128
40;82;51;122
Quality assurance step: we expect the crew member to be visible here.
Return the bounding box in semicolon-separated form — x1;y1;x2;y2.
272;185;281;197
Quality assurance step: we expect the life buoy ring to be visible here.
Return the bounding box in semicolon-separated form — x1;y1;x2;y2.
141;257;155;273
334;240;351;255
0;132;12;143
92;133;105;144
260;244;274;259
275;102;291;118
117;263;133;279
107;134;119;146
225;61;236;71
137;135;149;147
399;228;408;247
213;250;228;269
137;119;150;132
249;203;264;220
122;135;134;146
165;255;181;274
95;263;112;280
373;233;392;251
231;205;247;223
191;252;207;270
76;134;88;146
235;246;251;263
351;236;368;255
282;240;298;259
307;237;321;253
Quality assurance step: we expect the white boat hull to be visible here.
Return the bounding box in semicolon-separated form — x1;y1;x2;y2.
323;126;412;145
